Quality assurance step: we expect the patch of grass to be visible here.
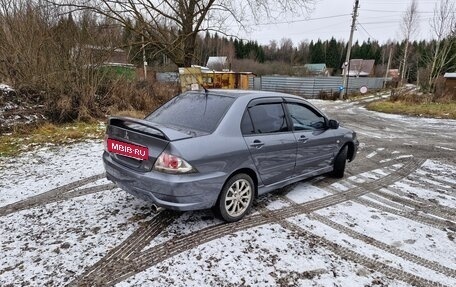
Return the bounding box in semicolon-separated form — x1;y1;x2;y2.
0;122;106;157
111;109;147;119
367;101;456;119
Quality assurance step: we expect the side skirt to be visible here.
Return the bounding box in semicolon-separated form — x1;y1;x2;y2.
257;166;333;196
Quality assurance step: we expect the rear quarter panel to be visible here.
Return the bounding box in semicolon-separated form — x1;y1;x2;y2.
170;135;255;175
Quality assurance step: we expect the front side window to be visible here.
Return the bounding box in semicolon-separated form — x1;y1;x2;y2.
286;103;326;131
247;103;289;134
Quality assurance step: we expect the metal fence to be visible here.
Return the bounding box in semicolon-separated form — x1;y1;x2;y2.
249;76;388;98
156;72;179;83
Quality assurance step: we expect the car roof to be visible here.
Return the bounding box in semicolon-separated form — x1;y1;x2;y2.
186;89;305;101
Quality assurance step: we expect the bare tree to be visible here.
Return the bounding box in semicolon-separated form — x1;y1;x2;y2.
278;38;294;63
428;0;456;90
49;0;314;67
0;0;125;121
400;0;419;84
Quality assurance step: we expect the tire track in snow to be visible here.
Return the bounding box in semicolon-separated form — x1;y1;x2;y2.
319;158;455;229
0;173;107;217
371;187;456;222
326;178;456;225
70;159;422;286
278;179;456;280
394;172;456;198
70;210;180;286
279;220;452;287
309;213;456;279
324;180;455;230
354;196;454;230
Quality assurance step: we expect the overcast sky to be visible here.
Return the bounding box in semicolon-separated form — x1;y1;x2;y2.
232;0;439;45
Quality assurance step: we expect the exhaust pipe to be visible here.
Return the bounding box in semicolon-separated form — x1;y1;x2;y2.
151;204;164;213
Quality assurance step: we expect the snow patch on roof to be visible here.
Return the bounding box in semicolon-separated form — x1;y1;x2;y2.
444;72;456;78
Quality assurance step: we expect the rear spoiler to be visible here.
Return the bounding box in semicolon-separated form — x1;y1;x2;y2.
108;116;193;141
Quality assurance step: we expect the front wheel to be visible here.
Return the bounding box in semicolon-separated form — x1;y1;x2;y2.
214;174;254;222
332;145;348;178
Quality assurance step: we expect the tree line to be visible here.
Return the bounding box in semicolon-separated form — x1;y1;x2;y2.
138;31;455;88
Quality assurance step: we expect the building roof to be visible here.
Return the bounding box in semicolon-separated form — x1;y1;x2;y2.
342;59;375;77
304;63;326;72
444;72;456;78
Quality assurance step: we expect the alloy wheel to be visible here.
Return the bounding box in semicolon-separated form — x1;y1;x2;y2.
224;179;252;217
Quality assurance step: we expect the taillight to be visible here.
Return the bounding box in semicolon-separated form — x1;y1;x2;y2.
153;152;196;174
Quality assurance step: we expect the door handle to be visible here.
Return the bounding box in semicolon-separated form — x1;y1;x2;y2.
297;135;308;143
250;140;264;148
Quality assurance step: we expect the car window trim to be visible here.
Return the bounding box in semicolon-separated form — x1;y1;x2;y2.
247;97;284;108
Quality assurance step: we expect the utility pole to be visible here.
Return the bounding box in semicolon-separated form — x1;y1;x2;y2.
142;35;147;80
383;47;392;88
341;0;359;99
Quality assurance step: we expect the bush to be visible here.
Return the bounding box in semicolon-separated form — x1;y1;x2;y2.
0;2;179;124
318;90;341;101
100;79;178;116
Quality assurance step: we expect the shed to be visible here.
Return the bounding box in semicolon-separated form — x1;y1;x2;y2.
178;67;254;91
444;72;456;95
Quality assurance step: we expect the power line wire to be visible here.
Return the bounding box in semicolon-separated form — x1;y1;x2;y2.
356;21;376;41
359;17;433;25
360;9;434;14
234;14;352;27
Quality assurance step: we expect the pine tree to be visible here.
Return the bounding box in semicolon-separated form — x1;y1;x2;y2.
326;37;340;69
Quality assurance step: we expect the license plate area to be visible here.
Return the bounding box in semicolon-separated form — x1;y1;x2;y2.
107;138;149;160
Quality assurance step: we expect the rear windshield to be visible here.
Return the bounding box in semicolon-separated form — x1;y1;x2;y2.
146;92;235;133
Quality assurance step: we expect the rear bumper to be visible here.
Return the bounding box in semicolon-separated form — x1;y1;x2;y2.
103;152;226;211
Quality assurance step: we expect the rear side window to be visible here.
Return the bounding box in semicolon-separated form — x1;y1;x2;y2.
247;103;289;134
147;93;235;133
241;110;254;134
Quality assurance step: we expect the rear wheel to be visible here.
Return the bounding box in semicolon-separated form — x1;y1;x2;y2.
215;174;254;222
332;145;348;178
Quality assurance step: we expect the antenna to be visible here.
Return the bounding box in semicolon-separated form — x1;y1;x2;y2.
179;66;209;94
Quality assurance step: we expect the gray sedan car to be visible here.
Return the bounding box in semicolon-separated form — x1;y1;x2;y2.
103;90;358;222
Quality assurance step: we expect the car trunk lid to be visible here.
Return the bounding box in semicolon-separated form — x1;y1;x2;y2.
105;116;194;171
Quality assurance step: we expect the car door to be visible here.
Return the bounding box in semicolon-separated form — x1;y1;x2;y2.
284;100;338;175
242;98;297;186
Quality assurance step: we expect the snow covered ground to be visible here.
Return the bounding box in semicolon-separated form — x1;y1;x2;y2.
1;95;455;286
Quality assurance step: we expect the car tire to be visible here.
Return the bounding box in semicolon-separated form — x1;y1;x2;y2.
332;145;348;178
214;174;254;222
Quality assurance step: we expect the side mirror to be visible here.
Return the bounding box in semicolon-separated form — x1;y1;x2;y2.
328;119;339;129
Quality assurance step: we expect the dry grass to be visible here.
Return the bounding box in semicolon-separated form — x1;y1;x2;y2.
0;122;105;157
367;87;456;119
367;101;456;119
109;109;147;119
